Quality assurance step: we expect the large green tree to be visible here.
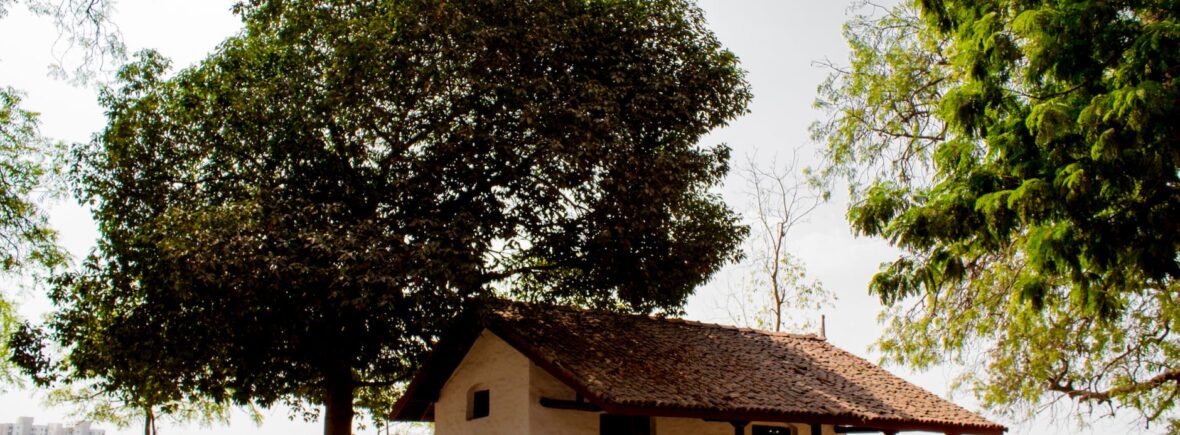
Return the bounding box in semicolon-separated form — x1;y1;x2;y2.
41;1;750;434
814;0;1180;429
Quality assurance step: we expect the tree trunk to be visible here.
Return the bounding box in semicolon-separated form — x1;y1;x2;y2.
323;375;356;435
143;407;156;435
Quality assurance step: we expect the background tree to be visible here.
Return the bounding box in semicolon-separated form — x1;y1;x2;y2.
0;88;67;383
3;2;242;432
0;0;124;82
37;1;751;434
42;382;245;435
725;153;831;333
0;0;121;385
11;258;246;435
813;0;1180;429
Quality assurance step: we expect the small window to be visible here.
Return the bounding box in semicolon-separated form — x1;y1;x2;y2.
600;414;651;435
752;425;796;435
467;389;489;420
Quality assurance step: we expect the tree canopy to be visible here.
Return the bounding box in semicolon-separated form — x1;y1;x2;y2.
35;0;751;433
814;0;1180;429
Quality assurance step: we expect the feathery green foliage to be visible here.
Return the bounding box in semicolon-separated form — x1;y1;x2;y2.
814;0;1180;428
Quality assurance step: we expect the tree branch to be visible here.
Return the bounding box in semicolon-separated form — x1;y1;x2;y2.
1048;368;1180;403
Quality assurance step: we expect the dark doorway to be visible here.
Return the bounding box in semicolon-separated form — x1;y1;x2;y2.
753;425;796;435
600;414;651;435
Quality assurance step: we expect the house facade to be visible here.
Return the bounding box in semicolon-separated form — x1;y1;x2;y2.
392;303;1006;435
431;330;827;435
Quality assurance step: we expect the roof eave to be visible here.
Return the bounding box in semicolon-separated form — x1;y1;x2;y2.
592;402;1007;435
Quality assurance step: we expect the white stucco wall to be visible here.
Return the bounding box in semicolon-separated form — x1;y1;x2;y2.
528;362;599;435
434;330;839;435
435;330;531;435
652;417;734;435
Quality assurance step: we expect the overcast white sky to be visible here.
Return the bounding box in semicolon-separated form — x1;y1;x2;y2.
0;1;1146;434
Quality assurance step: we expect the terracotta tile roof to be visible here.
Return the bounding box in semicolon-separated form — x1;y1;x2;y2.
392;303;1006;434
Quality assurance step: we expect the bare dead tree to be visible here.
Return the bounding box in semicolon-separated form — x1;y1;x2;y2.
725;150;833;333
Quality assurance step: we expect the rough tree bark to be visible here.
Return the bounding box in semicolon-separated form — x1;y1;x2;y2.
323;371;356;435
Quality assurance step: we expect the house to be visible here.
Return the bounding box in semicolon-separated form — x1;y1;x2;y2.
390;303;1006;435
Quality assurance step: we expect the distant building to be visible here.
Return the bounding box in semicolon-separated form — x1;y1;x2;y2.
0;417;104;435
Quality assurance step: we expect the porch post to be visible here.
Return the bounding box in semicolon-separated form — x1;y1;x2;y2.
730;421;748;435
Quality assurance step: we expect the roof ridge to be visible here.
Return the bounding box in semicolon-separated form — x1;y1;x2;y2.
499;300;825;341
654;316;825;341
